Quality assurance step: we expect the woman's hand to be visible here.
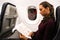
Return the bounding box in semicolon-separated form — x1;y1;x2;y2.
19;32;34;40
19;34;27;40
28;32;34;37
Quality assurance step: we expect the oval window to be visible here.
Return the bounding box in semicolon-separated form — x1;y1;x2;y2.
28;6;37;20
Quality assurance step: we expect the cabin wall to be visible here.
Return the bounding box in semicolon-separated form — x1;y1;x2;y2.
0;0;60;32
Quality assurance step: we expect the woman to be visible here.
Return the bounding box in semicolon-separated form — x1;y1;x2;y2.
20;1;57;40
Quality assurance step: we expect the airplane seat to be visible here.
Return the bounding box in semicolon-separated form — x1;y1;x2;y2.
0;2;20;39
53;6;60;40
0;14;1;31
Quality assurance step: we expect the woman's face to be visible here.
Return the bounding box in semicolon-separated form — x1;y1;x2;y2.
39;5;50;16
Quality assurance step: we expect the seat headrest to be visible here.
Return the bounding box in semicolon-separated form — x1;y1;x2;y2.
56;6;60;22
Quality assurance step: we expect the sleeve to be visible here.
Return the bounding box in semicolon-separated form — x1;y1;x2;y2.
43;20;55;40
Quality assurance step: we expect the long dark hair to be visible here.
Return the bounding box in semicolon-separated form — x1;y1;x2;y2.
40;1;54;19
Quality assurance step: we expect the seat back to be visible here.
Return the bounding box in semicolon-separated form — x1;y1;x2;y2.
53;6;60;40
0;2;18;38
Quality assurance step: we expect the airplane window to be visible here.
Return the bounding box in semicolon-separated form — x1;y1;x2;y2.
28;6;37;20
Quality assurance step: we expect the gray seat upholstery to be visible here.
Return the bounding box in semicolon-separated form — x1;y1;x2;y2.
0;2;19;39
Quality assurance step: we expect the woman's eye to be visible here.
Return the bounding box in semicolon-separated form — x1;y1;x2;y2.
39;9;42;11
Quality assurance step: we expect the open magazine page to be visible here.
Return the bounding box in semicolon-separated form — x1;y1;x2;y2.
12;23;32;39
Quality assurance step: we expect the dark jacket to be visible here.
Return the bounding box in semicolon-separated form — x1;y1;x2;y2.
28;17;56;40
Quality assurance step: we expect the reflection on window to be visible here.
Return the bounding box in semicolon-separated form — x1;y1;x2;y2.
28;6;37;20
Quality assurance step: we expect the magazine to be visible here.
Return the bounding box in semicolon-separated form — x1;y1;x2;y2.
12;23;32;39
